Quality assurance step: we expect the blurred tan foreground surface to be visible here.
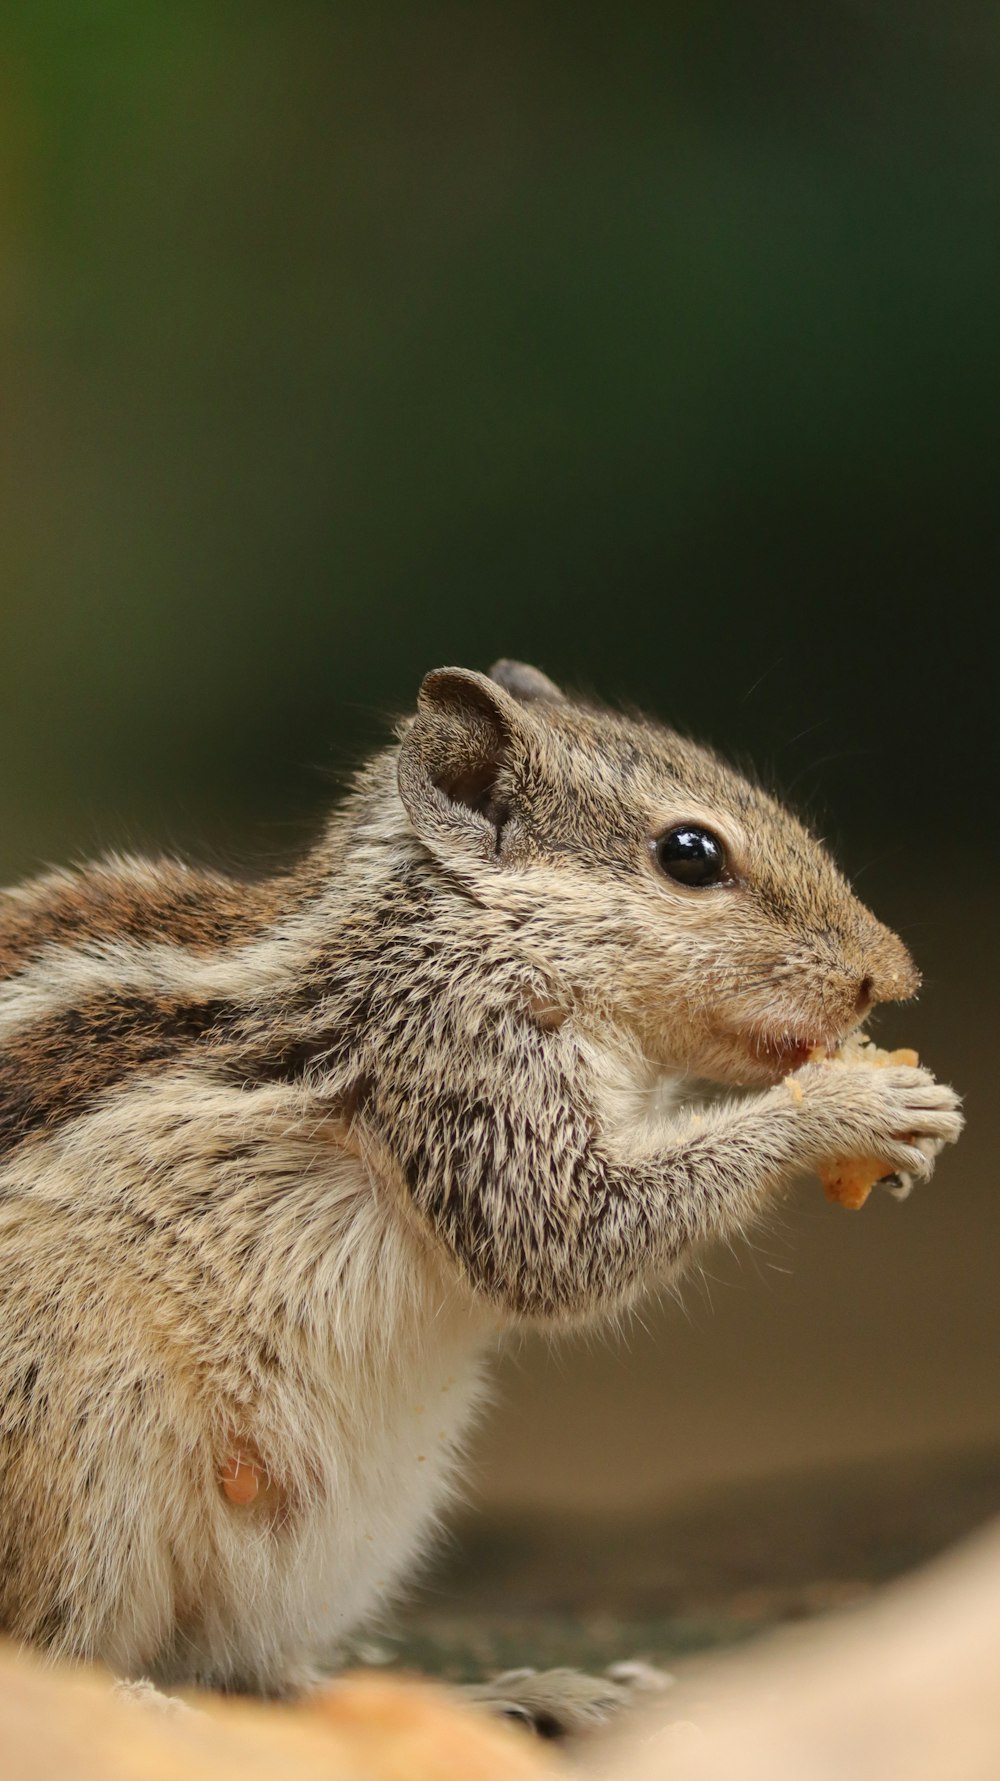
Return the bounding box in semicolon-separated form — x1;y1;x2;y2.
4;1522;999;1781
0;1654;559;1781
588;1519;1000;1781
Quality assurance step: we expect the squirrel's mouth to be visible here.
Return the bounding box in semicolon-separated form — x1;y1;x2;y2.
743;1031;828;1078
710;1017;858;1085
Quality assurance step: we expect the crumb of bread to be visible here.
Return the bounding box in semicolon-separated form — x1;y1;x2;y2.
820;1161;883;1210
811;1034;918;1072
810;1036;920;1210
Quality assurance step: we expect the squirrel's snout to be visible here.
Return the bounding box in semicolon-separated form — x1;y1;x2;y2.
864;932;921;1007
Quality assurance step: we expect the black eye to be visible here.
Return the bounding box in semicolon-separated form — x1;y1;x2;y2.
654;826;730;888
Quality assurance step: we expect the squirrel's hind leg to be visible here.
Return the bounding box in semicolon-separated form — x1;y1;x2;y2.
461;1660;673;1739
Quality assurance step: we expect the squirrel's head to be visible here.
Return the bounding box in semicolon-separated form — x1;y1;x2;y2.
396;662;919;1086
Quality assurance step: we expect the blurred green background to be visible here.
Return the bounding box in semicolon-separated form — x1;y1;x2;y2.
1;4;998;1532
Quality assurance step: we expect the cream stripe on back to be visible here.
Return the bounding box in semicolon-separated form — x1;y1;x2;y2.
0;930;307;1042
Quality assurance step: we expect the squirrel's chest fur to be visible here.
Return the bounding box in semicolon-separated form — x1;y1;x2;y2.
0;1052;491;1689
145;1193;490;1695
139;1147;490;1694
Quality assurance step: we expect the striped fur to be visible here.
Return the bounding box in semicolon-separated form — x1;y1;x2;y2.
0;856;285;975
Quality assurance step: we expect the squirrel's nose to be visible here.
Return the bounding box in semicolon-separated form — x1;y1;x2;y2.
865;930;921;1006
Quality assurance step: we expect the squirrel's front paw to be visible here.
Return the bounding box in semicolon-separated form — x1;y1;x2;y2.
795;1061;964;1186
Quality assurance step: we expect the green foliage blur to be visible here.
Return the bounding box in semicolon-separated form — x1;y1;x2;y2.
2;3;998;878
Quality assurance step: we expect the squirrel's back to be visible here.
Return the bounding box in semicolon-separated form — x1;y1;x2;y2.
0;856;295;1156
0;855;283;978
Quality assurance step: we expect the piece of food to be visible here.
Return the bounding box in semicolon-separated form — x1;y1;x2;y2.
790;1035;920;1210
819;1156;890;1211
811;1033;918;1072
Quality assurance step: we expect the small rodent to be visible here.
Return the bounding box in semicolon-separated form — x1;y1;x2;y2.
0;661;963;1698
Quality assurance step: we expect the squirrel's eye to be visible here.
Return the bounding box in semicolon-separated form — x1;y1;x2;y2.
654;826;729;888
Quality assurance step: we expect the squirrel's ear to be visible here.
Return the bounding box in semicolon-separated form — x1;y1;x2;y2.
488;659;566;704
397;667;525;852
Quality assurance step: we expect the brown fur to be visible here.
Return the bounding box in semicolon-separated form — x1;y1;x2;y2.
0;663;962;1699
0;856;286;978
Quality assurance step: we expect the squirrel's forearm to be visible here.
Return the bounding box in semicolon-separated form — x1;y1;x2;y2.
380;1048;813;1321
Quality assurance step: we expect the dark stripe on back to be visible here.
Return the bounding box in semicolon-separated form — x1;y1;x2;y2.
0;994;239;1151
0;862;287;982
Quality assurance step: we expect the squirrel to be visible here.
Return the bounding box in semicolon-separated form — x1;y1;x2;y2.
0;660;963;1704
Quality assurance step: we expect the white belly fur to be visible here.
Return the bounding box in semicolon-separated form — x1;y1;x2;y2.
0;1088;495;1696
148;1330;489;1693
